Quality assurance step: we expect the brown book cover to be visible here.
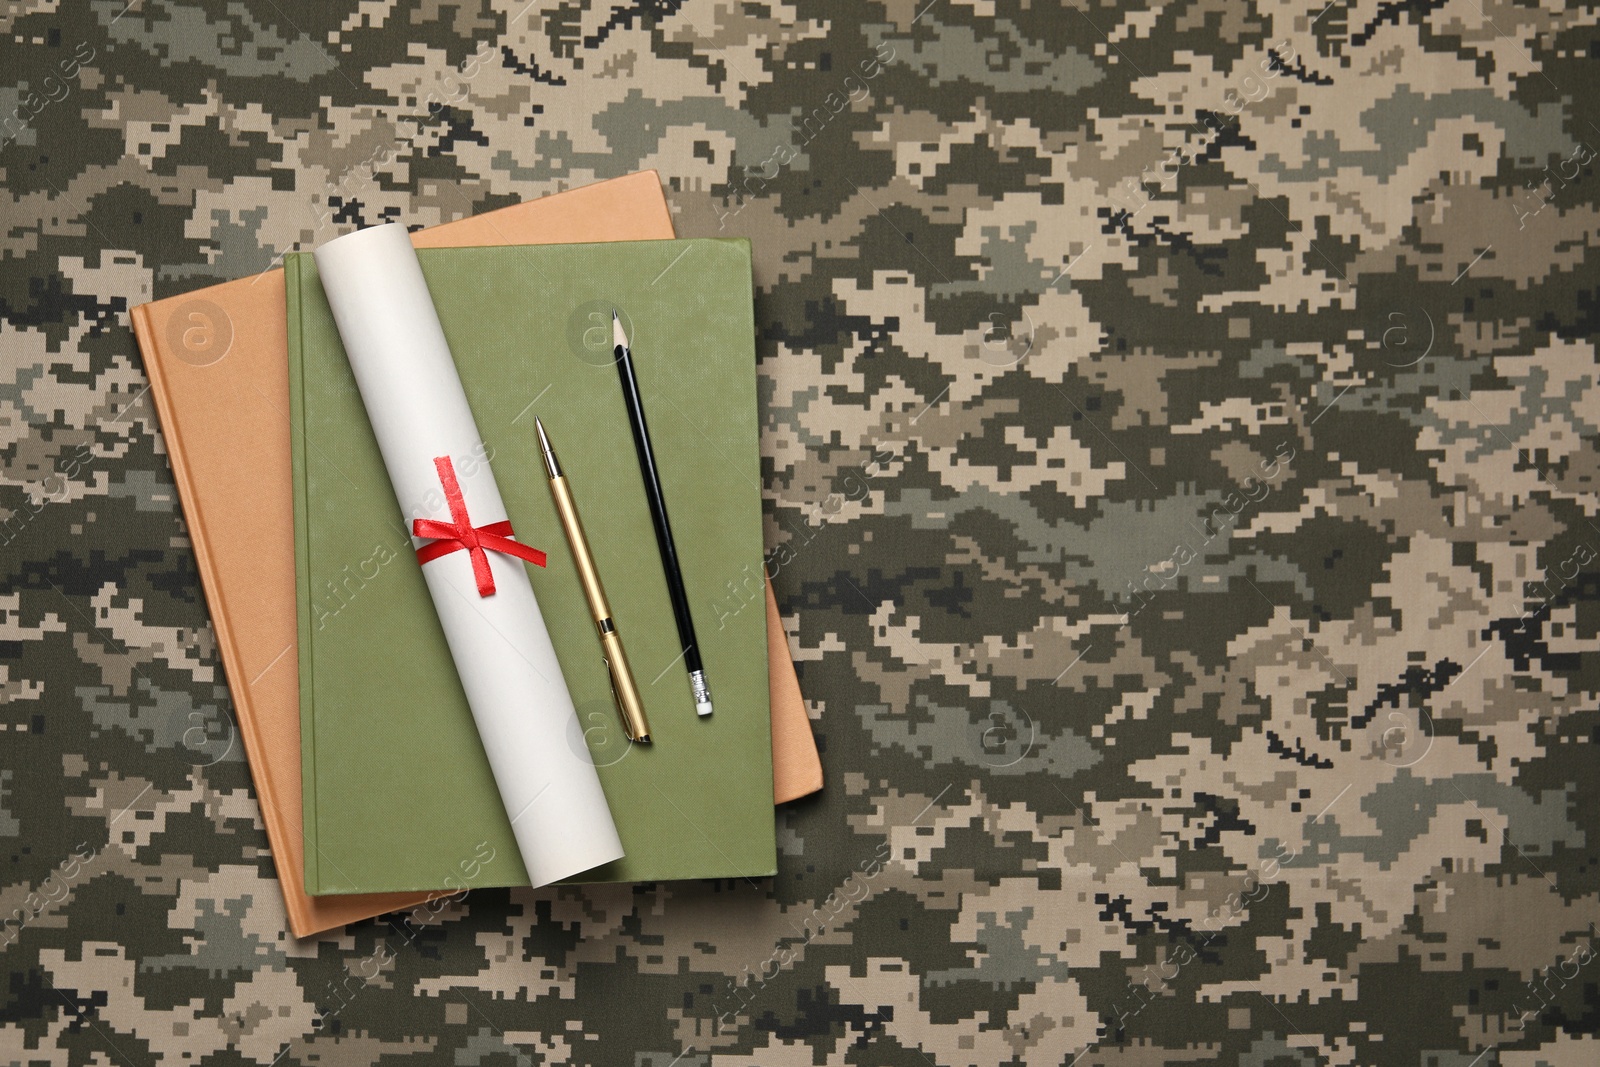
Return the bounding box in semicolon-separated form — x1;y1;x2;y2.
130;172;818;938
767;580;823;801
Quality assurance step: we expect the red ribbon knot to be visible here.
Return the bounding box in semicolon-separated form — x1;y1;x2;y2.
413;455;545;596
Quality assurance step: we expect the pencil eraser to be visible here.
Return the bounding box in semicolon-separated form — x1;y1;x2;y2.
696;700;714;717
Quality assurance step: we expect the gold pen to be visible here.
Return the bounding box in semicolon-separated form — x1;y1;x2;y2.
536;417;652;744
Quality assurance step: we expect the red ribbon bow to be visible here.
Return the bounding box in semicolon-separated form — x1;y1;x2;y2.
413;455;545;596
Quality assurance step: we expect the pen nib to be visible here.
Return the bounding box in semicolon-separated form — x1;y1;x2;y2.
612;310;628;351
534;416;560;477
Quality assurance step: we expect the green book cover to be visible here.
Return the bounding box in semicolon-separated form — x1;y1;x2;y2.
286;238;775;895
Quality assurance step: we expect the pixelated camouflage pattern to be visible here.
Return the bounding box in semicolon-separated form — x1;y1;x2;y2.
3;0;1600;1064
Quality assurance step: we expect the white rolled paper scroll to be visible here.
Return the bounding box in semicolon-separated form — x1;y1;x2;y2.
314;223;623;886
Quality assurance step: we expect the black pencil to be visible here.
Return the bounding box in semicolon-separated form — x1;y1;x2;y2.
612;311;714;717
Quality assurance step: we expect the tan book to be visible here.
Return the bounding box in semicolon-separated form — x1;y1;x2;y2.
130;172;820;937
767;580;822;801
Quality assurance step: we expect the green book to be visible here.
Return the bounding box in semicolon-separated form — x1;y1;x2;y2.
286;238;775;894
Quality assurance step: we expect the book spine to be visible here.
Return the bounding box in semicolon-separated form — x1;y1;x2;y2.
764;577;821;803
284;254;321;902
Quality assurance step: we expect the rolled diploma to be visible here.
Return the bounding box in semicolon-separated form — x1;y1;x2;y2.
314;223;623;885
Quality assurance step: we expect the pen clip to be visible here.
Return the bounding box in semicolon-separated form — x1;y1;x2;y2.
601;655;636;741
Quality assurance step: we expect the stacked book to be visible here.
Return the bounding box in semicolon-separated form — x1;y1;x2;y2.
130;172;822;937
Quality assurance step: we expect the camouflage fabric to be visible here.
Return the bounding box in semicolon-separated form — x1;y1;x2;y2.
3;0;1599;1063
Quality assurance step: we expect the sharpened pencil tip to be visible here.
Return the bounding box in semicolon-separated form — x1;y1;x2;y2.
612;311;628;350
